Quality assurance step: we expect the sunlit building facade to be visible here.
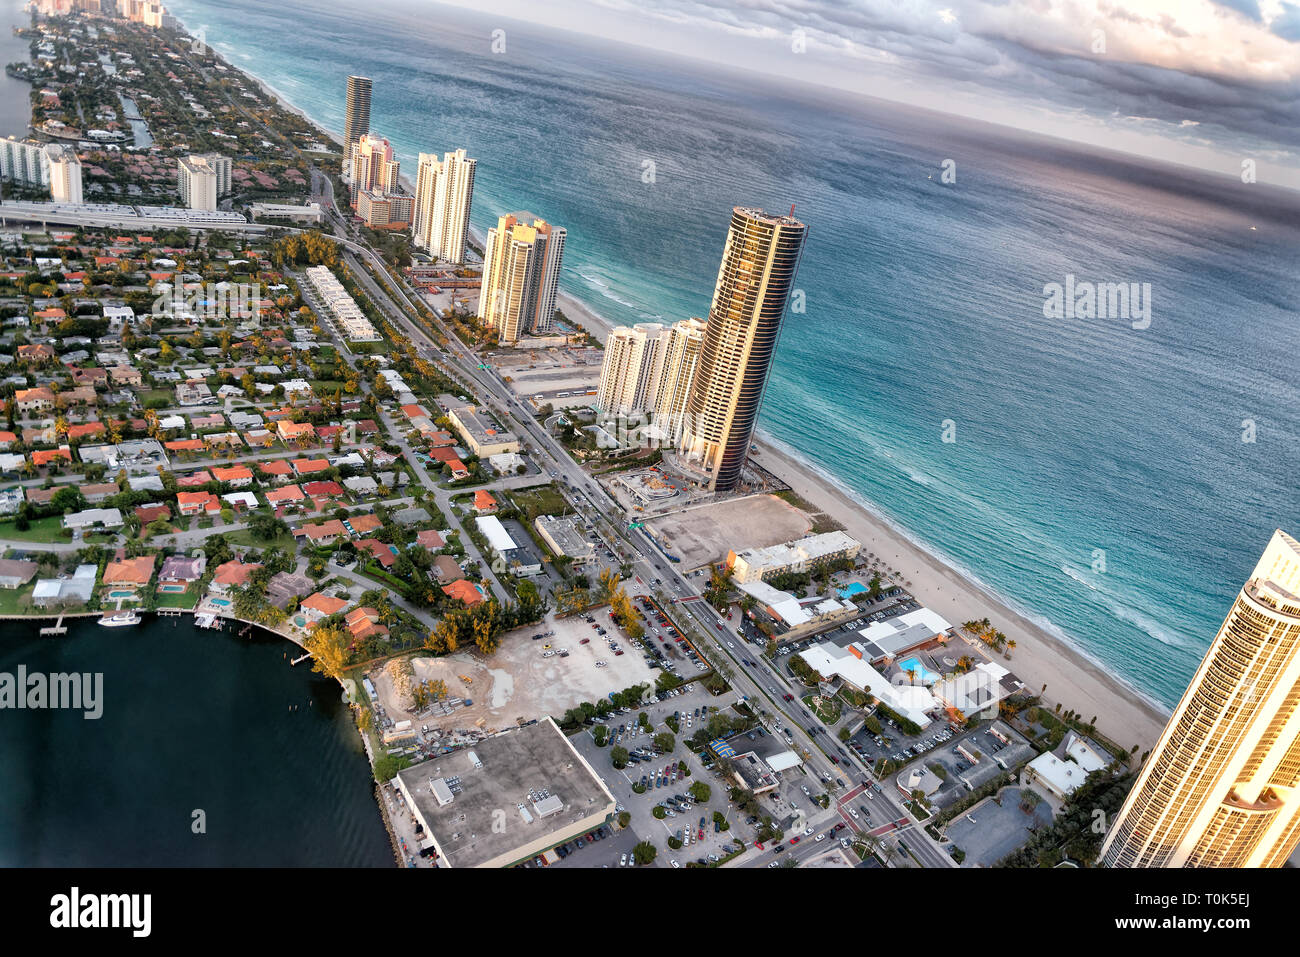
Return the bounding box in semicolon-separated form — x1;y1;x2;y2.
1100;529;1300;867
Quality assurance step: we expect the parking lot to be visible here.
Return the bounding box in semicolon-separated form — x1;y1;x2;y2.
629;594;713;678
943;785;1055;867
568;684;754;867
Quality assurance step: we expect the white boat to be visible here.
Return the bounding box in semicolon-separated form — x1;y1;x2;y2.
98;611;141;628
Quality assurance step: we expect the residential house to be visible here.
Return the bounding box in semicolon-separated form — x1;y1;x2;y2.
158;553;206;585
15;386;55;413
345;606;389;642
442;579;485;606
102;555;156;592
357;538;396;568
210;559;260;593
300;591;349;625
211;465;253;487
0;558;38;588
265;484;305;506
177;491;221;516
294;518;346;546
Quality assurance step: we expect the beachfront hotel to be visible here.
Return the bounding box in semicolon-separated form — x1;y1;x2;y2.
1100;529;1300;867
413;149;477;264
478;212;566;343
342;75;372;170
677;206;806;491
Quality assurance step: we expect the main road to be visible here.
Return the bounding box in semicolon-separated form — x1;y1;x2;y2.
310;186;957;867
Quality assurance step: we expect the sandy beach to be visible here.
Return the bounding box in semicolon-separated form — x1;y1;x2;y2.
549;287;1170;752
752;441;1170;752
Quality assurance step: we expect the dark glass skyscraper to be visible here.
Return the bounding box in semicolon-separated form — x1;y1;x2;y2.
679;207;807;491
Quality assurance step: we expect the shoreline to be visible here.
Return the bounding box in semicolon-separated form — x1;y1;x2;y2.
534;256;1170;750
172;15;1169;751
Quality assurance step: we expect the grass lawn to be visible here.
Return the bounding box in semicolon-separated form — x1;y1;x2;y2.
508;484;569;518
802;693;842;724
0;585;36;615
156;586;201;609
0;515;73;544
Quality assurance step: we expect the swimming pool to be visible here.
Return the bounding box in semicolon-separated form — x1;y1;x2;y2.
897;656;940;685
838;582;867;598
210;597;231;608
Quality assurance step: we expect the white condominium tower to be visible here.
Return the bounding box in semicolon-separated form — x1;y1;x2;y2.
177;154;230;211
1100;530;1300;868
596;322;668;415
678;206;807;491
478;212;566;343
343;75;372;171
44;144;82;205
413;153;440;254
654;317;707;443
0;137;50;189
413;148;477;263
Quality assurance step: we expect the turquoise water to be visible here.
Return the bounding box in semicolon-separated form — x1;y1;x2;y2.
898;657;939;686
839;583;867;598
167;0;1300;708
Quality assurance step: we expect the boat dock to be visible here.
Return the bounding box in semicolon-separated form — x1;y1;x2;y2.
39;615;66;636
291;652;313;666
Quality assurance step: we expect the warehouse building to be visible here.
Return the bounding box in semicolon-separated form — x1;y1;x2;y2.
393;717;615;868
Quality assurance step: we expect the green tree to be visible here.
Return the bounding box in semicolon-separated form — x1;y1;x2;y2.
611;746;629;769
632;841;657;866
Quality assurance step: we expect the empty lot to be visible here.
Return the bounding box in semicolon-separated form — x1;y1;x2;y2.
371;610;659;733
646;494;812;571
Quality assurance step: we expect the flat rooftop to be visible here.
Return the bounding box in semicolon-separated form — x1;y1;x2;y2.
395;717;615;868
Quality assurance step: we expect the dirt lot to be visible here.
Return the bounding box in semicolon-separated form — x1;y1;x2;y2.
370;609;658;733
645;494;813;570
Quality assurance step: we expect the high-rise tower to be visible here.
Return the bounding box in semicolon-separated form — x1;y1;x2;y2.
678;206;806;491
343;75;372;171
1100;530;1300;868
478;212;566;343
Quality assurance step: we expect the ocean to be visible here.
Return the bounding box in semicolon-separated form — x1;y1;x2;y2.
0;617;392;866
148;0;1300;706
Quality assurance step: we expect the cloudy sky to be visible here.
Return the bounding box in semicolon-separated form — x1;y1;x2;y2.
434;0;1300;188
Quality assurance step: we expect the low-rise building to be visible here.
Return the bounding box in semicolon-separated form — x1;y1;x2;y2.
445;401;520;458
1021;734;1113;801
475;515;541;576
63;507;124;530
393;717;615;868
534;514;595;566
726;530;861;584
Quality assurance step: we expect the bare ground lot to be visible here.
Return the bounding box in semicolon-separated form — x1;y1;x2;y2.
645;494;813;571
371;610;658;733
